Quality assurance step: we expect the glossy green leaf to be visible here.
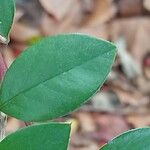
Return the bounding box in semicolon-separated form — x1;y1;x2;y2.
0;0;15;43
0;122;71;150
0;34;117;121
100;128;150;150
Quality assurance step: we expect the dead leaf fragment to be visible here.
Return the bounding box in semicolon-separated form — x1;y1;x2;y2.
84;0;116;26
94;114;129;141
11;22;40;43
127;114;150;128
117;0;143;17
143;0;150;11
110;18;150;64
39;0;74;20
76;112;96;133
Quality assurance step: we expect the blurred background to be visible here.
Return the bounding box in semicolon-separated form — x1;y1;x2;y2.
1;0;150;149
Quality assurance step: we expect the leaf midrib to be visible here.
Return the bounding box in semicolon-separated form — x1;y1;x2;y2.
0;48;115;109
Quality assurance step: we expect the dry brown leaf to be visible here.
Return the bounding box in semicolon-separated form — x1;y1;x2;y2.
40;0;112;36
80;0;94;14
10;42;27;52
41;24;108;39
40;0;83;36
39;0;74;20
127;114;150;128
76;25;109;40
145;67;150;79
84;0;116;26
70;134;99;150
143;0;150;11
76;112;96;133
11;22;41;43
40;13;75;35
136;76;150;94
14;9;24;22
91;91;121;112
117;0;143;17
115;38;142;79
112;86;149;107
131;22;150;63
110;18;150;64
93;113;129;141
40;14;59;35
110;18;139;49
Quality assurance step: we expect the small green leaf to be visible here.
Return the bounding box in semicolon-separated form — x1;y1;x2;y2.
0;122;71;150
100;128;150;150
0;0;15;43
0;34;117;121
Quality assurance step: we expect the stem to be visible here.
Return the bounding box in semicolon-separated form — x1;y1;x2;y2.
24;122;32;126
0;44;7;82
0;43;8;141
0;112;7;141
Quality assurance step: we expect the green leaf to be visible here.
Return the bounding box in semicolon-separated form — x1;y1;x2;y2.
0;0;15;43
100;128;150;150
0;122;71;150
0;34;117;121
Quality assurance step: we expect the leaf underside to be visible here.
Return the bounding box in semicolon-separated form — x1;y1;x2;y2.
100;128;150;150
0;123;71;150
0;34;117;121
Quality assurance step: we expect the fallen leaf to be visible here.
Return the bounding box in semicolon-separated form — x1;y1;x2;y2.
93;113;129;141
143;0;150;11
11;22;41;43
76;112;96;133
127;114;150;128
39;0;74;20
117;0;143;17
84;0;116;26
110;18;150;64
